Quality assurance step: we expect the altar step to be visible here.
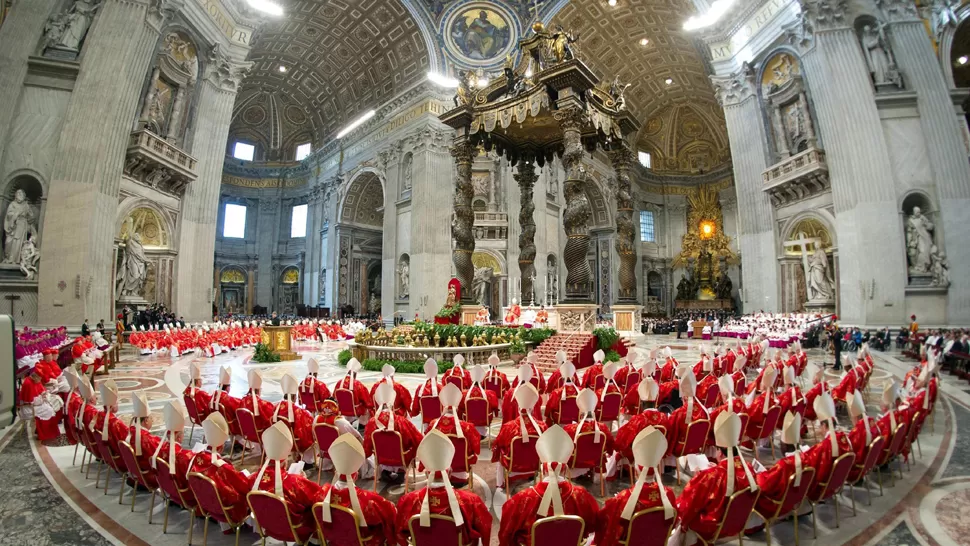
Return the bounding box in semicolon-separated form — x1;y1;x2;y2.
531;333;596;373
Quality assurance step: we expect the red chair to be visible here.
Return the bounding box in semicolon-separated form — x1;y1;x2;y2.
78;421;100;478
183;394;204;442
732;375;746;396
875;422;909;492
754;467;815;546
187;472;249;546
672;419;711;484
94;435;127;502
484;376;506;402
597;391;622;424
372;430;414;492
335;388;361;419
531;514;585;546
444;375;464;390
248;490;314;545
449;436;474;486
623;372;640;395
557;396;579;425
570;431;608;497
751;406;782;461
154;457;198;537
407;514;462;546
618;506;677;546
419;396;442;425
464;397;491;444
806;452;856;538
693;487;760;546
702;385;719;408
593;375;607;391
313;420;340;484
503;435;540;492
904;410;922;467
235;407;265;463
117;440;158;517
312;502;374;546
846;436;885;514
300;389;320;414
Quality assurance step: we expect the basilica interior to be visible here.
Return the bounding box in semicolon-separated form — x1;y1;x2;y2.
2;0;970;545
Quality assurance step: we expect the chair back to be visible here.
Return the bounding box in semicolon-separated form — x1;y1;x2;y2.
849;436;885;483
335;388;359;418
812;452;856;503
444;375;464;390
235;407;262;444
879;422;909;465
762;467;815;520
155;457;195;509
531;514;585;546
702;385;719;408
372;430;408;467
737;413;749;437
248;490;303;543
570;430;607;470
710;487;759;541
117;440;152;489
313;421;340;460
558;396;579;425
732;375;745;396
673;419;710;456
95;435;123;472
312;502;370;546
420;396;442;423
450;435;470;473
623;372;640;394
758;406;782;440
300;389;319;413
597;392;622;422
464;397;490;427
508;435;541;473
484;376;505;401
188;472;234;524
622;506;676;546
407;514;462;546
183;394;204;426
593;375;607;391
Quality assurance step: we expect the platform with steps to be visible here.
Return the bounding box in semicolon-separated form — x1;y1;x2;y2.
530;333;639;373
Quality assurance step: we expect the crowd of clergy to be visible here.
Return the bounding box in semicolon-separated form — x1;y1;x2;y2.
18;334;941;546
125;320;347;358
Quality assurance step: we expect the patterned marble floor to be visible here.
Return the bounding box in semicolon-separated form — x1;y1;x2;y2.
5;334;969;546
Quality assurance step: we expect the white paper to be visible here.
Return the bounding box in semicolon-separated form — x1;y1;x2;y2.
288;461;305;475
241;469;252;477
192;442;204;453
685;454;711;472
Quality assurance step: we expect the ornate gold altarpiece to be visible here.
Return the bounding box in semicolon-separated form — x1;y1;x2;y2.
439;24;639;330
260;325;300;361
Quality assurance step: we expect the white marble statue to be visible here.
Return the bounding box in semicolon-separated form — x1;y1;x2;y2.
397;260;409;298
116;232;148;298
906;206;935;273
924;0;959;39
930;245;951;287
402;153;413;192
861;23;901;88
808;246;835;301
44;0;101;52
472;266;493;304
3;190;36;264
19;232;39;280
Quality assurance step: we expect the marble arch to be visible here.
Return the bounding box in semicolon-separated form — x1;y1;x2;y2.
339;170;385;228
779;210;838;253
115;199;177;251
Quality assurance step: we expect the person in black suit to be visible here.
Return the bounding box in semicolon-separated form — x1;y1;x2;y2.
832;326;843;370
81;319;90;336
270;311;281;326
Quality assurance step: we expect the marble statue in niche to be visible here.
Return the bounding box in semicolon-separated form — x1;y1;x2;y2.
859;22;902;90
401;153;413;193
117;218;149;298
923;0;959;40
2;190;37;265
397;259;409;299
19;232;40;280
43;0;101;55
163;32;199;81
807;246;835;301
472;266;493;304
930;245;951;287
906;206;935;274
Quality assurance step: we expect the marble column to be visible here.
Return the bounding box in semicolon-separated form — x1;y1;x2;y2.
515;160;537;305
38;0;166;326
0;0;60;170
555;107;593;302
711;66;778;312
795;0;907;324
175;51;248;321
610;145;637;303
409;125;453;317
303;185;320;304
379;143;400;323
450;136;476;304
880;0;970;322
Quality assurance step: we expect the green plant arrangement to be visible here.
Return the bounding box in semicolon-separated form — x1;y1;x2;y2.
508;337;526;355
406;323;556;348
359;358;456;374
252;342;281;363
337;349;352;367
434;303;462;319
593;327;620;351
604;349;621;363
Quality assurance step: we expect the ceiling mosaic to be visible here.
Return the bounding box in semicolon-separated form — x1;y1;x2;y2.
231;0;431;146
228;88;317;161
639;102;730;174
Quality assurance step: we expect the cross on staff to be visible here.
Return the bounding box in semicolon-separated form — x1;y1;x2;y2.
783;231;821;298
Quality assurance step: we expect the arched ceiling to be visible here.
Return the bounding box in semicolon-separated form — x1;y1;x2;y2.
230;0;431;150
549;0;730;174
640;102;730;174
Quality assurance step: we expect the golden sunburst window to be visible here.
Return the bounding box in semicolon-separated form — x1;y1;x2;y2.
699;220;716;239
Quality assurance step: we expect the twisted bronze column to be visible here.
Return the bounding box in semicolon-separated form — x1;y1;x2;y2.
610;145;638;302
515;160;537;304
451;138;477;303
555;107;593;302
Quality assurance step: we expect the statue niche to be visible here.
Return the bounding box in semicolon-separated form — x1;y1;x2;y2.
42;0;101;60
0;177;43;281
902;196;949;288
855;16;903;92
761;53;817;161
137;32;199;144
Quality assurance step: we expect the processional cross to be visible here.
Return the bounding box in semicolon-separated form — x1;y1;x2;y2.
782;231;821;297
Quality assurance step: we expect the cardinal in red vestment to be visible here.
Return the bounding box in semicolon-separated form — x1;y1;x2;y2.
240;368;275;431
151;401;194;491
598;426;677;546
499;426;599;546
544;351;570;394
484;355;510;399
805;392;852;499
336;358;374;422
318;434;398;546
744;366;778;441
616;378;670;462
274;373;316;461
426;384;480;474
668;371;710;455
845;389;879;463
184;362;213;421
364;381;423;471
708;375;747;446
441;354;472;390
396;431;492;546
493;384;548;485
460;364;499;427
563;389;615;478
410;359;443;420
775;365;805;428
249;422;325;542
876;382;908;452
211;366;245;440
501;365;543;424
18;366;62;441
301;357;334;409
95;379;129;456
579;349;606;390
190;413;252;527
622;358;658;416
545;361;580;425
369;364;411;415
755;411;811;517
509;354;546;394
127;390;160;487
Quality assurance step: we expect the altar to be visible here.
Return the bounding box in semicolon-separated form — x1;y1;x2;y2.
260;325;300;361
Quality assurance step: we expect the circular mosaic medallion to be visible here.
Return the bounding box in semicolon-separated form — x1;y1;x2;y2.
645;117;662;135
243;105;266;125
441;2;519;68
285;105;307;125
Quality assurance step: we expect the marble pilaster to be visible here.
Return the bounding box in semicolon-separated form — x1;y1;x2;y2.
380;144;400;319
38;0;162;325
409;126;453;317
